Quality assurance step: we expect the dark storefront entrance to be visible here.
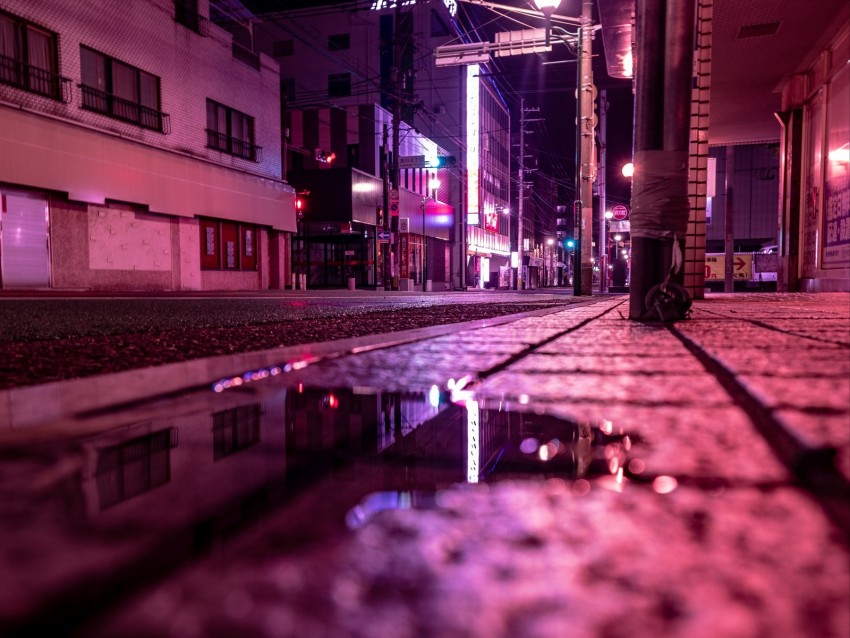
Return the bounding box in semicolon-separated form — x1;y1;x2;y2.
293;229;376;288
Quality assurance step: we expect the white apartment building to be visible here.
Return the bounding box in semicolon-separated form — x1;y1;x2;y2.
256;0;511;289
0;0;295;291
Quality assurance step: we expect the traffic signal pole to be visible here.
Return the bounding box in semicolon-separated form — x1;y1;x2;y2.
573;0;594;297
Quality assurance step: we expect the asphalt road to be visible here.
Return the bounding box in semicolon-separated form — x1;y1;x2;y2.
0;290;586;388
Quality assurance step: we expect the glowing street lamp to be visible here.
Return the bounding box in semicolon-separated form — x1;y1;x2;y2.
622;162;634;178
533;0;562;45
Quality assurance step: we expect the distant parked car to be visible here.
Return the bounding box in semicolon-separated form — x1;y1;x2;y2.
759;244;779;254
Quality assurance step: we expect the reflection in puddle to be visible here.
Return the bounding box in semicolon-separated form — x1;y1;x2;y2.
321;383;636;529
0;381;637;634
76;382;638;529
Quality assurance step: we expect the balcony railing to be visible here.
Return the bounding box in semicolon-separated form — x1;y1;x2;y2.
231;42;260;70
79;84;171;133
206;129;262;162
0;54;72;102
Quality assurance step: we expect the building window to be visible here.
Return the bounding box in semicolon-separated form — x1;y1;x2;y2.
200;218;259;271
213;404;261;460
274;39;294;56
281;77;295;103
0;11;65;100
328;72;351;98
174;0;208;34
328;33;350;51
95;428;177;510
80;46;166;131
206;99;260;161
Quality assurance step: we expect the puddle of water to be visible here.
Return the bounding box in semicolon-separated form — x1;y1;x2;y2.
0;378;637;634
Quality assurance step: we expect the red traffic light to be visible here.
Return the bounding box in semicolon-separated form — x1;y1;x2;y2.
295;195;307;219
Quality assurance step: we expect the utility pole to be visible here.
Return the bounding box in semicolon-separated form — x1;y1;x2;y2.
724;145;735;292
629;0;696;319
389;1;403;290
598;88;608;293
516;100;541;290
517;98;525;290
574;0;595;297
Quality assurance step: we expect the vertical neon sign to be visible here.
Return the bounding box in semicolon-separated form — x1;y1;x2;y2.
466;64;480;221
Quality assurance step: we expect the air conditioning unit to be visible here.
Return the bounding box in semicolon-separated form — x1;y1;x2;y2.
432;105;445;115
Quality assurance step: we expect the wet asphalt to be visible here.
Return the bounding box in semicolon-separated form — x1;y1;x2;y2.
0;291;585;388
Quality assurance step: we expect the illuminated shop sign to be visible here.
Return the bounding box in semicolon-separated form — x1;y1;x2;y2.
466;64;480;219
371;0;457;16
483;209;499;233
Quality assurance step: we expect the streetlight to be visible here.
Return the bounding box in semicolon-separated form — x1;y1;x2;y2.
533;0;562;45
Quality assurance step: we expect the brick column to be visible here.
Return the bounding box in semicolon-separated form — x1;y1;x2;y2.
685;0;713;299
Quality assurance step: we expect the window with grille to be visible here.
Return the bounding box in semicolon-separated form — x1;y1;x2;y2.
80;46;164;131
0;10;63;100
206;99;259;161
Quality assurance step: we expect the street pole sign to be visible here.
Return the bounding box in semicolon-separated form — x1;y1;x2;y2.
611;204;629;220
398;155;426;169
389;189;399;216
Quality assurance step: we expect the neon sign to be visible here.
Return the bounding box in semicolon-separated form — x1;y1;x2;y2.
371;0;457;17
466;64;480;219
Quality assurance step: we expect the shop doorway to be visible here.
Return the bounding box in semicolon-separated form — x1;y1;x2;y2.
1;191;50;288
